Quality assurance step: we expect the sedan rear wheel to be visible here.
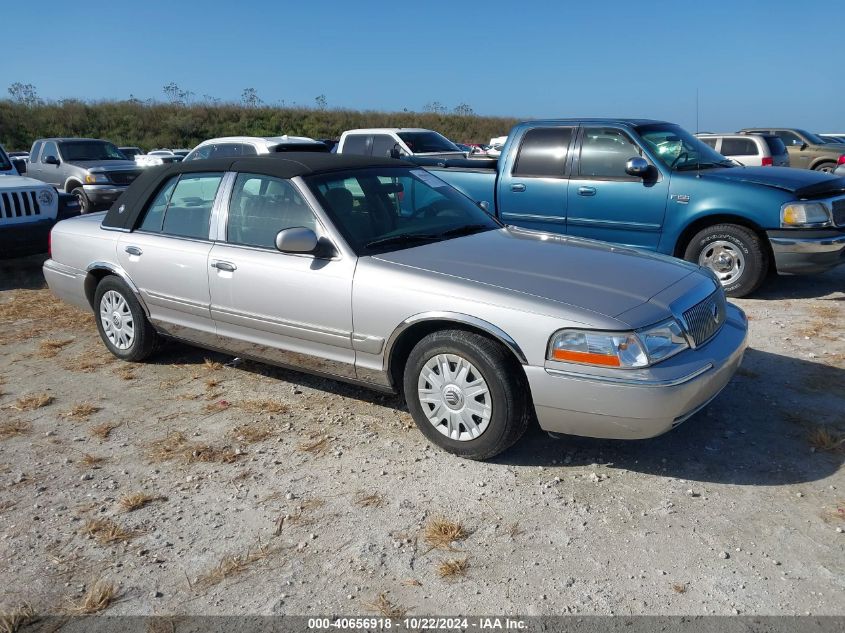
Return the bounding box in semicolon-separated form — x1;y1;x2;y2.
403;329;531;460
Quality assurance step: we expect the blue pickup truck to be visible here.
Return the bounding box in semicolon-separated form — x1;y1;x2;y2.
418;119;845;297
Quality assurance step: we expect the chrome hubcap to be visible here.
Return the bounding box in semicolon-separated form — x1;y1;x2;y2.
699;240;745;285
100;290;134;350
417;353;492;442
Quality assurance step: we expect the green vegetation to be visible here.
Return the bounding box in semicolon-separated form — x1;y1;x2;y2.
0;100;518;152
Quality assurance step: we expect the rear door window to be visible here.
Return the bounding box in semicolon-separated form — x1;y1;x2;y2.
371;134;396;159
342;134;370;155
138;173;223;239
720;138;759;156
30;141;43;162
512;127;574;178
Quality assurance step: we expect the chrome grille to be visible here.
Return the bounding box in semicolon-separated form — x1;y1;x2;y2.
105;170;141;185
0;190;41;219
832;198;845;226
682;289;727;347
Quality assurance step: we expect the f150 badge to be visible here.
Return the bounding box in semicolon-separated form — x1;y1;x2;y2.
670;194;690;204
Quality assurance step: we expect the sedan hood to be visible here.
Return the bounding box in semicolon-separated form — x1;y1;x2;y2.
699;166;845;197
373;228;701;323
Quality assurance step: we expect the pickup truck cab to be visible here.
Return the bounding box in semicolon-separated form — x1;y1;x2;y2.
423;119;845;297
26;138;143;214
338;128;466;160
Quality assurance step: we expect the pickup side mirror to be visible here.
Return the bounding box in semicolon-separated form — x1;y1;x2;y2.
275;227;318;254
625;156;650;178
388;143;406;160
43;155;60;165
11;158;26;174
799;141;808;150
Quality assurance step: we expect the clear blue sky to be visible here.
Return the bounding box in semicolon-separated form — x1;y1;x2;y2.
3;0;843;132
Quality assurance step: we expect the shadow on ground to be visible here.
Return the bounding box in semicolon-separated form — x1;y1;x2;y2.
0;253;48;291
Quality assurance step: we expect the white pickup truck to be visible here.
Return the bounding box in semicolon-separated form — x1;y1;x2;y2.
0;145;80;257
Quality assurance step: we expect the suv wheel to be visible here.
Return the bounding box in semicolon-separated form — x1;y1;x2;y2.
403;330;531;460
71;187;92;214
683;223;768;298
813;162;836;173
94;276;160;361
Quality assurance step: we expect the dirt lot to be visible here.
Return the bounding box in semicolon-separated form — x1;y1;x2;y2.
0;254;842;619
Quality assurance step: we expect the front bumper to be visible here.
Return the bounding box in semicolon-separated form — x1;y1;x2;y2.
526;304;748;440
82;184;128;205
767;229;845;274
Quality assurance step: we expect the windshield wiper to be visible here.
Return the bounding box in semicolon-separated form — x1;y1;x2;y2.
364;233;441;250
437;223;494;238
676;161;732;171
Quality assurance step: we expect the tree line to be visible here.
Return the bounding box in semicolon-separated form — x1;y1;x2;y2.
0;88;518;152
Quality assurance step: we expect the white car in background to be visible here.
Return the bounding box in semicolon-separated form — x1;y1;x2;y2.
183;136;327;161
486;136;508;158
696;133;790;167
337;128;465;159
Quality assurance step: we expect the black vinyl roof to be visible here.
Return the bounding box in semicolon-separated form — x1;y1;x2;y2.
102;153;411;230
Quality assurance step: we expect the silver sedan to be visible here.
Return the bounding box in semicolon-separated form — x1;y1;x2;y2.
43;154;747;459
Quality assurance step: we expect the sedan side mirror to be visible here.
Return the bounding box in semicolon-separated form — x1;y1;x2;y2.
625;156;650;178
275;227;318;254
43;155;60;165
11;158;26;174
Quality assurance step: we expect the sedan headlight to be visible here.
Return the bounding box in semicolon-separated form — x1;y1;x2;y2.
84;173;110;184
37;189;54;205
548;319;689;369
780;202;831;228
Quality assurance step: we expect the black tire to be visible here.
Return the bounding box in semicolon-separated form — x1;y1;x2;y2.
403;329;531;460
93;276;160;362
813;162;836;173
683;224;768;298
71;187;92;214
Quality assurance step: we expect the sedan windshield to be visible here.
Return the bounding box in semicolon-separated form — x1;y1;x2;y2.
396;131;462;154
637;124;734;171
59;141;129;161
306;167;500;255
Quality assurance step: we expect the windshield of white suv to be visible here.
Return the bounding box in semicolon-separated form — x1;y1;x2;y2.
59;141;129;161
637;124;734;171
307;167;500;255
396;131;462;154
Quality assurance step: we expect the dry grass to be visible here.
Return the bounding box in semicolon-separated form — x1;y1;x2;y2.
364;592;406;618
195;543;277;588
82;519;136;544
81;453;106;467
37;338;74;358
238;399;289;415
61;403;101;421
808;426;845;453
0;419;31;441
507;522;524;538
423;517;468;551
297;435;330;455
672;583;688;594
62;353;115;373
0;603;36;633
118;492;166;512
10;393;54;411
229;420;276;443
355;492;386;508
203;358;224;371
113;365;137;381
204;377;222;389
90;422;119;440
147;431;243;464
437;557;469;579
67;580;117;614
401;578;422;587
0;289;89;345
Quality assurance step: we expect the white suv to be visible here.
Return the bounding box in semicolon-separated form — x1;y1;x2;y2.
337;128;465;159
696;133;789;167
184;135;327;161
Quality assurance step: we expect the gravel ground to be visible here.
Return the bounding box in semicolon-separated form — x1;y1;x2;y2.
0;255;842;619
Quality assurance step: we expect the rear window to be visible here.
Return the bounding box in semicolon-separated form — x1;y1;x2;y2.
763;136;786;155
720;138;758;156
513;127;574;178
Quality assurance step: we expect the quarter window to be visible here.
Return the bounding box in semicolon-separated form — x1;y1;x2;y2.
720;138;758;156
513;127;573;178
579;128;642;179
227;174;316;249
30;141;43;162
138;173;222;239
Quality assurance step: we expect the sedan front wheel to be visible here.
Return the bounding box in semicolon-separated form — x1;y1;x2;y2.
94;276;160;362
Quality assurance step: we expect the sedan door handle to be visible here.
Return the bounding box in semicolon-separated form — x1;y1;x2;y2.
124;246;143;256
211;260;237;272
510;183;526;192
577;186;597;197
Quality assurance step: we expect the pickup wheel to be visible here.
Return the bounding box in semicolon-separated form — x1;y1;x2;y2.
813;162;836;173
71;187;91;214
94;276;160;362
403;329;531;460
683;223;768;298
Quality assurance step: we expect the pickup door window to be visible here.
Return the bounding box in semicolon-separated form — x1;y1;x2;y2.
207;173;356;379
116;172;223;343
39;141;62;187
371;134;396;158
566;127;667;250
496;126;574;233
342;135;370;156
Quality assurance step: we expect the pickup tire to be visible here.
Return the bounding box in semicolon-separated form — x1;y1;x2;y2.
94;276;160;362
403;329;531;460
813;162;836;173
683;224;768;298
70;187;92;214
